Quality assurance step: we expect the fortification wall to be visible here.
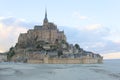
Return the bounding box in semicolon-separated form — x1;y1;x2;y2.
27;59;43;64
11;53;102;64
46;57;102;64
48;58;82;64
27;56;102;64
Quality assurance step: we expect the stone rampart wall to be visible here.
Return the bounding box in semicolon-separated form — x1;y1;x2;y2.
11;53;103;64
27;59;43;64
27;56;102;64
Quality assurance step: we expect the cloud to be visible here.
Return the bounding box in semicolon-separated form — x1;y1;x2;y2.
79;16;88;20
102;52;120;59
61;13;120;59
0;16;28;52
73;23;103;32
83;24;102;31
60;24;120;57
103;29;120;44
73;12;88;20
0;46;5;53
0;16;6;20
65;24;104;34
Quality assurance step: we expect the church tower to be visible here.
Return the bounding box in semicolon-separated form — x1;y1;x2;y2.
43;9;48;24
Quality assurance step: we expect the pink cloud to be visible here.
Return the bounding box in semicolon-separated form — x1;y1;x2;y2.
0;17;27;52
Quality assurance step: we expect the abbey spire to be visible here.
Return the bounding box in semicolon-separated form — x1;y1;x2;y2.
43;9;48;24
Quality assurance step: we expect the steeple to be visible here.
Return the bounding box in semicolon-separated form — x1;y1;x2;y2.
43;9;48;24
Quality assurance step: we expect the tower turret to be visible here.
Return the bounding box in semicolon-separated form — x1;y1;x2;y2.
43;9;48;24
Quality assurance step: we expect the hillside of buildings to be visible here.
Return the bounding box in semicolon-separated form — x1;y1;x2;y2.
6;11;103;63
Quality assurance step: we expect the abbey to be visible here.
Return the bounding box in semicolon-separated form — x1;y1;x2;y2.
7;11;103;64
16;11;66;49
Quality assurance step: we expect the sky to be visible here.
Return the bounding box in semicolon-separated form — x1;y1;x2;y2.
0;0;120;59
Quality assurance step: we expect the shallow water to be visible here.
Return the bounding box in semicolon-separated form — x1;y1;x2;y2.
0;60;120;80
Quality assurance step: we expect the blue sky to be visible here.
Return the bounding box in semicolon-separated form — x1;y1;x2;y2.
0;0;120;59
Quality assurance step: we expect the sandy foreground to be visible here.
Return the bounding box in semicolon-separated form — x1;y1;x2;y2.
0;60;120;80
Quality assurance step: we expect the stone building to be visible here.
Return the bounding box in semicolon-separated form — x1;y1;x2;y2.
16;10;66;49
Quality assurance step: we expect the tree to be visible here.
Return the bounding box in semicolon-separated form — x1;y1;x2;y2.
50;45;58;51
57;50;63;57
61;40;66;44
75;44;80;50
7;47;15;61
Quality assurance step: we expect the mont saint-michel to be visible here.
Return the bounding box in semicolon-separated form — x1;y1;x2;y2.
7;11;103;64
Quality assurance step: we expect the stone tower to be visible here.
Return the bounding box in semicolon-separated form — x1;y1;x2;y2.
43;9;48;24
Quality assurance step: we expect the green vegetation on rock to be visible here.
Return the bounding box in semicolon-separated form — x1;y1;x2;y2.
7;47;15;61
